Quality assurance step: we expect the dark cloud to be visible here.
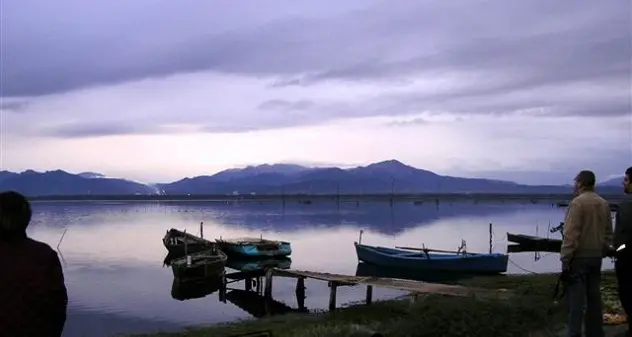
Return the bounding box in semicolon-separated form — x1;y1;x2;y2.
257;99;315;111
3;0;629;107
0;100;30;112
41;123;162;138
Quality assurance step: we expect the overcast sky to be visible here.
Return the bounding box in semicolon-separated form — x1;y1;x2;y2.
1;0;630;184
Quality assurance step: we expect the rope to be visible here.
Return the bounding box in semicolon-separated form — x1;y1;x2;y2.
508;257;540;274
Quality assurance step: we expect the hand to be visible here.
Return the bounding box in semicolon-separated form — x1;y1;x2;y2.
561;259;571;273
603;245;616;258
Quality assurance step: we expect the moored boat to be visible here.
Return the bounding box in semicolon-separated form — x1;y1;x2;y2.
215;237;292;258
226;257;292;272
354;242;508;274
162;228;214;257
506;233;562;252
170;248;228;279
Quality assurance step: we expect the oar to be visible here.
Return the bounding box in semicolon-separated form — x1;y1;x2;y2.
395;246;476;255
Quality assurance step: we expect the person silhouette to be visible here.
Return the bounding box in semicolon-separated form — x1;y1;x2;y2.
0;191;68;337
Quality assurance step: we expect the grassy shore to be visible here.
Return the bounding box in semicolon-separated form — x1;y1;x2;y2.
128;271;624;337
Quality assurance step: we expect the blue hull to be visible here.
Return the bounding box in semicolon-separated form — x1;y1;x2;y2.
218;242;292;258
354;243;508;274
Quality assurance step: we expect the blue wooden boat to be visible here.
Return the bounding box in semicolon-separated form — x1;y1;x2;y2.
354;242;508;274
215;237;292;258
226;257;292;272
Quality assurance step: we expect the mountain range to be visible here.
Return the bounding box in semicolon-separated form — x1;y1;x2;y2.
0;160;624;197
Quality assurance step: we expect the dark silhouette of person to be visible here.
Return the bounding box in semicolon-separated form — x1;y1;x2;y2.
0;191;68;337
561;170;613;337
614;166;632;336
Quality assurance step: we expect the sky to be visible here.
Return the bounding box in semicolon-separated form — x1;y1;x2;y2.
1;0;631;185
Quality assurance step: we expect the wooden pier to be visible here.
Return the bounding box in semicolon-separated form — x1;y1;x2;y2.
224;267;510;312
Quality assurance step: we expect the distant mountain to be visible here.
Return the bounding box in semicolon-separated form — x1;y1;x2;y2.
156;160;594;195
0;170;156;196
0;161;624;197
601;176;623;187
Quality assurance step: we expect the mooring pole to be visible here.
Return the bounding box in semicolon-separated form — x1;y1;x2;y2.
57;228;68;250
489;223;493;254
200;221;204;239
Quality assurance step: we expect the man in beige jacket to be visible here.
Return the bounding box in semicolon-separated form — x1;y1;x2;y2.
561;170;613;337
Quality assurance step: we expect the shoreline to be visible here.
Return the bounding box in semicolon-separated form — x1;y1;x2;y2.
126;271;626;337
26;192;626;203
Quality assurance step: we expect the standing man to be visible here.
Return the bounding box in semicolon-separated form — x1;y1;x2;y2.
0;191;68;337
561;170;613;337
614;166;632;336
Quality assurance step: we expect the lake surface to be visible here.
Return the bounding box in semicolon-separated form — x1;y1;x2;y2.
24;200;612;337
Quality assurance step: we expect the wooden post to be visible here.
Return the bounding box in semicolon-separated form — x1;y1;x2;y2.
295;277;306;310
328;281;338;311
200;221;204;239
365;285;373;304
489;223;493;254
245;278;252;291
264;269;273;298
219;273;227;303
410;293;419;304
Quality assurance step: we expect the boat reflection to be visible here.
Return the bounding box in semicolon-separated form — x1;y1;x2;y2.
170;274;225;301
225;288;308;318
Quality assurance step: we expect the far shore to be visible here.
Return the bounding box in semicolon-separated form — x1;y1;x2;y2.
26;192;626;204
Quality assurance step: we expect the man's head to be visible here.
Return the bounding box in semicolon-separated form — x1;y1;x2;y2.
0;191;32;241
574;170;596;195
624;166;632;194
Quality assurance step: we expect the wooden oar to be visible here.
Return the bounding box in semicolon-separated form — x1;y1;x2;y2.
395;246;476;255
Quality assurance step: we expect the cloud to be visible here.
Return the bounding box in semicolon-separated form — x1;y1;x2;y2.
257;99;315;111
1;0;630;183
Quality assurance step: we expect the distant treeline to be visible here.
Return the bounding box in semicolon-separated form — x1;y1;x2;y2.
26;192;627;203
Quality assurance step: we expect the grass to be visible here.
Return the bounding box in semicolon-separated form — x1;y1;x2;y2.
127;271;623;337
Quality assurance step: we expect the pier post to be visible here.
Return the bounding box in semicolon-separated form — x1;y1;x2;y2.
295;277;306;310
328;281;338;311
489;223;493;254
219;273;227;303
245;278;252;291
365;285;373;304
256;276;262;294
264;269;273;298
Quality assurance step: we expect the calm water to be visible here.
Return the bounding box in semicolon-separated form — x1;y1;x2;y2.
25;200;612;337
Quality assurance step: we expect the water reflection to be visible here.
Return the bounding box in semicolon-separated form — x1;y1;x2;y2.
171;276;224;301
20;200;608;337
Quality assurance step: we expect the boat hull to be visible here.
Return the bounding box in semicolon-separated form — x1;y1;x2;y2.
354;243;508;274
170;250;227;279
226;257;292;272
162;228;214;258
506;233;562;252
217;241;292;259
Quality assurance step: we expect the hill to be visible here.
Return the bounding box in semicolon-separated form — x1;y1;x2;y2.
0;160;624;197
0;170;156;196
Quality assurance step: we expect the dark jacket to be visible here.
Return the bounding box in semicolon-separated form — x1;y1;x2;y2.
0;237;68;337
560;191;614;262
614;196;632;252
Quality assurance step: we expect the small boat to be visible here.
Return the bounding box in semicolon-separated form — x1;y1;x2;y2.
170;275;224;301
170;248;228;279
354;242;508;274
162;228;214;257
226;257;292;272
215;237;292;258
506;233;562;252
